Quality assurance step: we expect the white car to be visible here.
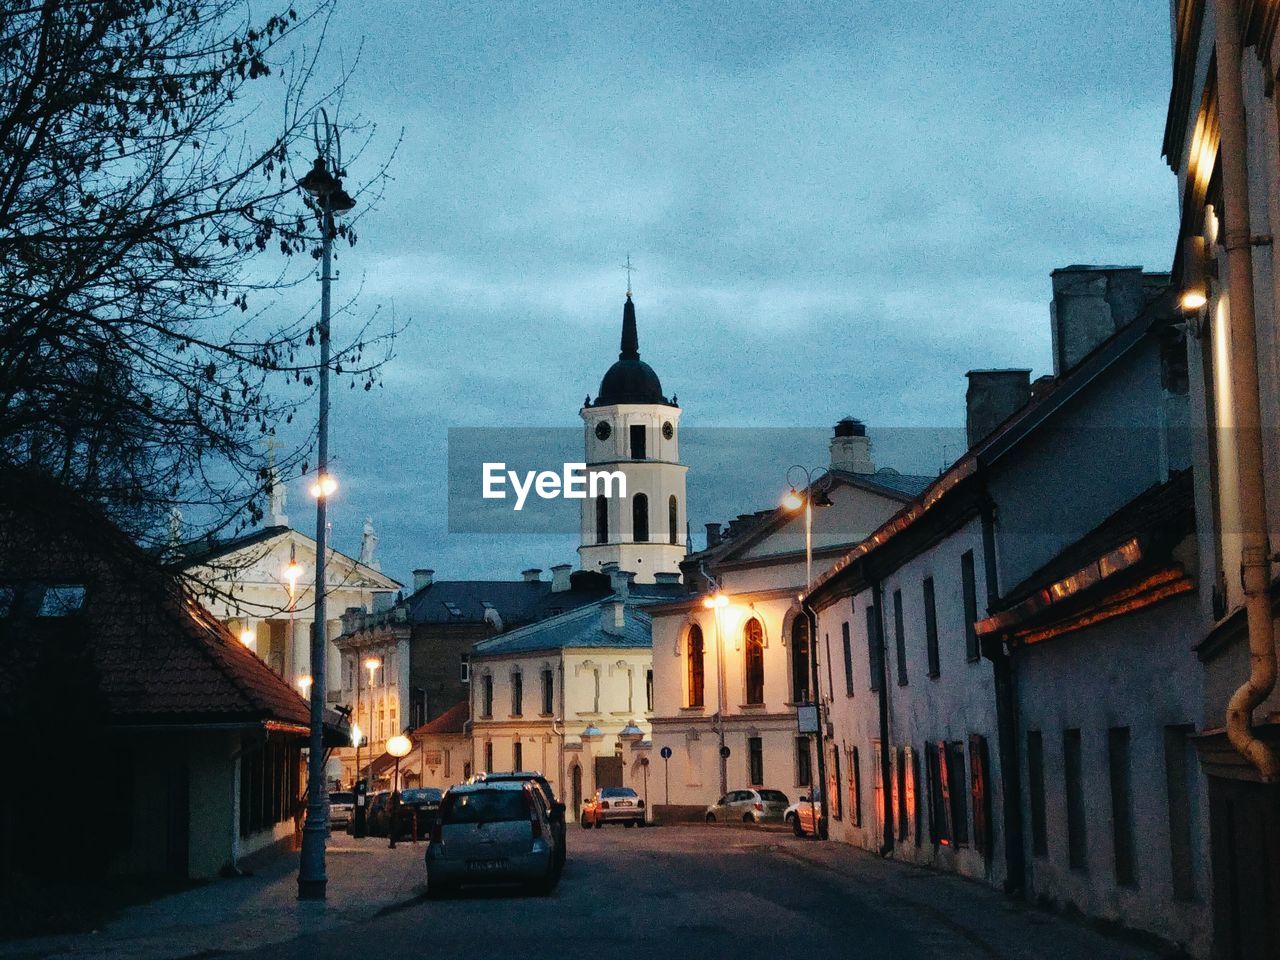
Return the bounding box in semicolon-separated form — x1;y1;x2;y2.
328;790;355;828
784;789;825;837
704;788;790;824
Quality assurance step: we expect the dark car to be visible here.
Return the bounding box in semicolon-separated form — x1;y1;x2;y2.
472;771;567;874
365;790;393;837
397;787;443;840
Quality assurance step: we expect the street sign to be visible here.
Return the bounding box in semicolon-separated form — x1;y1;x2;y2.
640;756;650;767
797;703;819;734
660;746;673;760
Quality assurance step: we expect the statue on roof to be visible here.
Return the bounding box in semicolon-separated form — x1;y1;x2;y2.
360;516;380;570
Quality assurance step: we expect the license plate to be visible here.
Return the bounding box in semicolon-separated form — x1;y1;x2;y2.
616;801;632;807
467;859;508;872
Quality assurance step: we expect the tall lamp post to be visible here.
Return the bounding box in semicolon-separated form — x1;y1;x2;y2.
296;109;356;901
703;592;729;796
386;734;412;849
782;465;833;838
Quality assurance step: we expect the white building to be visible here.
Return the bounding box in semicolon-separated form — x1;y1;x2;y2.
647;422;932;819
469;571;669;816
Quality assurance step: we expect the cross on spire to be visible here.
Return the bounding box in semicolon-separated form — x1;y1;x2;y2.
622;254;635;297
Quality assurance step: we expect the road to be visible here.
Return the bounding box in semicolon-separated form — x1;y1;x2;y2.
228;825;1166;960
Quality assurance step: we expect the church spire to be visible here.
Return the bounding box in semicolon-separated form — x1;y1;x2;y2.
620;294;639;360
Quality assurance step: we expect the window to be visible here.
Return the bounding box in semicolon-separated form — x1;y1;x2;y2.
744;618;765;705
961;550;980;662
1064;728;1087;870
687;625;705;707
410;688;425;728
1027;731;1047;856
541;668;554;716
970;734;992;862
596;494;609;544
630;423;646;459
842;621;855;696
866;604;883;693
646;669;654;712
1164;725;1196;899
1109;727;1136;886
511;671;523;717
893;589;907;686
36;584;86;617
796;737;812;786
483;741;493;773
481;674;493;718
947;741;969;847
513;740;523;771
850;746;863;827
669;495;679;545
632;493;649;542
910;748;922;847
896;747;908;840
831;749;843;820
748;736;764;786
926;741;948;845
791;615;811;703
460;654;470;684
923;577;939;678
592;668;601;713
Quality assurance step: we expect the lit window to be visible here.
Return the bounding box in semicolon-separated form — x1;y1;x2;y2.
744;618;765;705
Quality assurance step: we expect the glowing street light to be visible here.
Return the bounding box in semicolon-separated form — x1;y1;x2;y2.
309;473;338;499
240;627;255;646
297;675;314;694
364;656;381;685
350;721;364;748
703;593;729;610
386;734;413;849
781;487;804;511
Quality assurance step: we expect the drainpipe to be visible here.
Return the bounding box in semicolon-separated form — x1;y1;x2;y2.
872;580;894;855
1214;0;1280;782
979;497;1025;894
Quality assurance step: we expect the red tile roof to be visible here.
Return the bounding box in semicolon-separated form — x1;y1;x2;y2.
411;700;470;736
0;472;315;731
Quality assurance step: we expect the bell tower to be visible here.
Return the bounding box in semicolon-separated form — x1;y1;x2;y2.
579;293;687;582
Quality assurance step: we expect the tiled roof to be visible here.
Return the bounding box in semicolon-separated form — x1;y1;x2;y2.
830;468;935;500
410;700;470;736
0;473;317;731
471;599;654;658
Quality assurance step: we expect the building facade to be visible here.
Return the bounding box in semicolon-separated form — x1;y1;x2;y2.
648;422;932;820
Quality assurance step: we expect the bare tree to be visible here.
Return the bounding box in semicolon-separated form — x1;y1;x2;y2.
0;0;398;548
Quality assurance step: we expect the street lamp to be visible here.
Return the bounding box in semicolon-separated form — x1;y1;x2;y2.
703;592;730;796
298;675;314;694
781;465;834;839
386;734;412;849
297;108;357;902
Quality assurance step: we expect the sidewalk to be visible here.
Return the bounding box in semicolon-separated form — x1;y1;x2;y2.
0;835;427;960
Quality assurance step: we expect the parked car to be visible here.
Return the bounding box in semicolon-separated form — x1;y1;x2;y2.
425;781;559;897
705;788;791;824
470;771;566;873
397;787;443;840
784;789;826;837
328;791;355;828
364;790;392;836
580;786;645;828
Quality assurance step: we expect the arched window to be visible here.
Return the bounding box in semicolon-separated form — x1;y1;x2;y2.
633;492;649;542
687;625;705;708
669;495;679;545
595;494;609;544
791;614;811;703
744;618;765;705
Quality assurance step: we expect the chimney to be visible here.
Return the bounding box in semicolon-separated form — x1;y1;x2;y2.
705;522;722;549
1049;266;1152;376
829;417;874;474
601;599;626;635
550;563;572;593
412;568;434;592
965;370;1032;448
654;572;682;586
608;567;635;600
522;568;542;583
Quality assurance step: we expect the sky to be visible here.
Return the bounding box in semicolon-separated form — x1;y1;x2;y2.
261;0;1179;587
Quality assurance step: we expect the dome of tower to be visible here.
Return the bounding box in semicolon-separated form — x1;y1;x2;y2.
590;294;673;407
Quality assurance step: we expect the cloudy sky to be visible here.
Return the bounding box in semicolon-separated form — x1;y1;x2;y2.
270;0;1179;586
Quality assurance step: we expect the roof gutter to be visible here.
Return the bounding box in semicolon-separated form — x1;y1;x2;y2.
1212;0;1280;782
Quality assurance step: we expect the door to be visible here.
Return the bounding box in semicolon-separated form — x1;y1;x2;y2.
571;765;583;814
1209;777;1280;959
595;755;624;790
